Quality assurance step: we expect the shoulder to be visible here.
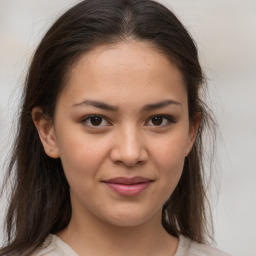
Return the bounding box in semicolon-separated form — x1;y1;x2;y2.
32;234;78;256
175;235;232;256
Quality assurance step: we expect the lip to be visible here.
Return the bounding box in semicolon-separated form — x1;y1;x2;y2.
103;176;153;196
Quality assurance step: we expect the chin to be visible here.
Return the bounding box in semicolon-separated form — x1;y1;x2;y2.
100;207;159;228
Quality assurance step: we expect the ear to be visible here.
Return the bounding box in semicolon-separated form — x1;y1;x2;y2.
185;113;201;157
32;107;60;159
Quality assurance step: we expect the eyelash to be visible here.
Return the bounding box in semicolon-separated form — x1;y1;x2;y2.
81;114;176;128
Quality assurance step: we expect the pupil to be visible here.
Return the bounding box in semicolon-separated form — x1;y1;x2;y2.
91;116;102;126
152;116;163;126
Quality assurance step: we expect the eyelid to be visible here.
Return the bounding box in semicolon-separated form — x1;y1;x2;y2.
146;114;176;127
80;114;176;128
81;114;111;127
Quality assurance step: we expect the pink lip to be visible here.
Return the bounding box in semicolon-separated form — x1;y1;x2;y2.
103;176;152;196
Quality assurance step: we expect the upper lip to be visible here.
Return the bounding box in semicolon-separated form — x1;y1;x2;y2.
103;176;153;185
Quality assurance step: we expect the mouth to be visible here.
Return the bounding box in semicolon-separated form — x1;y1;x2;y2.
102;176;153;197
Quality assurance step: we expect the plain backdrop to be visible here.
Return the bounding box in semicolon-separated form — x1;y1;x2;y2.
0;1;255;255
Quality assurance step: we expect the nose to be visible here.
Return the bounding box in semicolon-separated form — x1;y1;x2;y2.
110;126;148;167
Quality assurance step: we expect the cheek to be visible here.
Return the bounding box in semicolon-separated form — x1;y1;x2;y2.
151;131;188;192
152;130;188;167
56;130;110;183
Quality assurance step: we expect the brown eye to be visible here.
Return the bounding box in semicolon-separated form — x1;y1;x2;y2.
151;116;163;126
82;115;110;127
90;116;103;126
146;115;175;127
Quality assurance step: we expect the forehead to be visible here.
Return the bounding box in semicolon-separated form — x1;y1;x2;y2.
59;41;187;109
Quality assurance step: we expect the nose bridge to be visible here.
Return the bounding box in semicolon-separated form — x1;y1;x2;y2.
111;123;147;166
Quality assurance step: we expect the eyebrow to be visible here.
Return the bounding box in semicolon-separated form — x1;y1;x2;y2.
72;99;181;111
72;100;118;111
142;99;181;111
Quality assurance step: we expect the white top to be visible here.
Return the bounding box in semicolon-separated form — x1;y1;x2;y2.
33;234;231;256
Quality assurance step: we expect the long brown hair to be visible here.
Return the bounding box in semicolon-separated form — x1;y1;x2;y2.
0;0;216;255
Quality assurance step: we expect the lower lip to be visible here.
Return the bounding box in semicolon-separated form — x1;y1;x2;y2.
104;182;151;196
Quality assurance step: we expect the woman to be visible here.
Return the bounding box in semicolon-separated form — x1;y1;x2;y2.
0;0;231;255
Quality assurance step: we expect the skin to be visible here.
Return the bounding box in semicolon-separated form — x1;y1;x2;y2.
32;41;200;256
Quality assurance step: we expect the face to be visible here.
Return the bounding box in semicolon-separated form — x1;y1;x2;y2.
33;41;198;227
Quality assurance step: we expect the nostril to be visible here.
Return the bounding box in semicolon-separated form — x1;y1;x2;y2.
111;157;146;168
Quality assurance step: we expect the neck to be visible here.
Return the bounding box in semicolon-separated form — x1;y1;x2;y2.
57;208;178;256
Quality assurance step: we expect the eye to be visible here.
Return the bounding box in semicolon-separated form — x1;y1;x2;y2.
146;115;175;127
81;115;110;127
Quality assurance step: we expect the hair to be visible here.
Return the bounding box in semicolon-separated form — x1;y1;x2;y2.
0;0;216;255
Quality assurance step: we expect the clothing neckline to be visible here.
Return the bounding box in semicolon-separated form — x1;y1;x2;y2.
49;233;189;256
50;234;78;255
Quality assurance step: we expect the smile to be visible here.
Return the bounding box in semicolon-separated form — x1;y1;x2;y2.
103;176;153;196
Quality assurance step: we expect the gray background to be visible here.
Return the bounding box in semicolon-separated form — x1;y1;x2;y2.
0;1;255;255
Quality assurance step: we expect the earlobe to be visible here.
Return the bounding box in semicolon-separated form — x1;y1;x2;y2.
31;107;60;159
185;114;201;156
